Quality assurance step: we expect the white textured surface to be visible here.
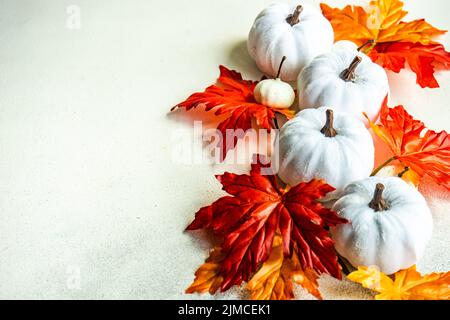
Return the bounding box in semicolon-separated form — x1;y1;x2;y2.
0;0;448;299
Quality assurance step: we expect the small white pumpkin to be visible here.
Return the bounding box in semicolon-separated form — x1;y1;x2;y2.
254;56;295;109
277;107;374;197
298;40;389;123
248;3;334;81
331;177;433;275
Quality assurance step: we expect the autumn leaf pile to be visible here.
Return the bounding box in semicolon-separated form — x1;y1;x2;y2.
171;0;450;300
321;0;450;88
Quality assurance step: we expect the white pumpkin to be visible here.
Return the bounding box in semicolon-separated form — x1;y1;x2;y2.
248;3;334;81
298;40;389;123
331;177;433;275
254;56;295;108
277;107;374;197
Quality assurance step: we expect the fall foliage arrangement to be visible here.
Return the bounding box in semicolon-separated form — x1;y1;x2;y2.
171;0;450;300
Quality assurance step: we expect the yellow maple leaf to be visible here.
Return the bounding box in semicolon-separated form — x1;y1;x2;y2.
348;266;450;300
321;0;446;47
185;247;223;295
246;235;322;300
291;255;323;300
378;19;446;44
368;0;407;31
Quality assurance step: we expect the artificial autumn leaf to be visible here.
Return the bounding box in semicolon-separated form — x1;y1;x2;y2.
366;99;450;190
172;66;294;160
320;3;374;45
369;0;407;31
186;156;347;291
348;265;450;300
371;42;450;88
321;0;450;88
290;250;323;300
396;166;421;186
247;235;322;300
246;235;295;300
185;247;223;295
321;0;446;46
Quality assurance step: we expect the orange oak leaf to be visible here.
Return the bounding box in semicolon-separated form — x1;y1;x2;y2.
366;99;450;190
348;265;450;300
186;156;348;291
185;247;223;295
172;66;294;160
321;0;450;88
247;235;322;300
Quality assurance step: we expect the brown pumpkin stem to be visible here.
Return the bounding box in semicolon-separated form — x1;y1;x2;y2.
398;167;410;178
320;109;337;138
338;255;355;275
340;56;362;82
286;5;303;26
357;39;375;52
369;183;388;212
273;112;280;129
370;156;396;177
276;56;287;79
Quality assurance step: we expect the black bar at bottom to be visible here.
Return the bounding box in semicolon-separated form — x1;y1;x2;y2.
0;300;446;318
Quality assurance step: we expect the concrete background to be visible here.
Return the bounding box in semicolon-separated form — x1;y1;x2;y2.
0;0;448;299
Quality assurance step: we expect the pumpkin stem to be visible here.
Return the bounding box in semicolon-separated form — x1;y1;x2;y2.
370;156;396;176
286;5;303;26
357;39;375;52
398;167;410;178
369;183;388;212
320;109;337;138
276;56;287;79
338;255;355;275
340;56;362;82
273;112;280;129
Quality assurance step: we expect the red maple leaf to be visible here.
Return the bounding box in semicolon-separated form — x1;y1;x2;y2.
187;156;348;291
172;66;294;160
370;42;450;88
367;101;450;190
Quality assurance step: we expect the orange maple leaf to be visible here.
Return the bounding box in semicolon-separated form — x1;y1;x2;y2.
185;247;224;295
320;4;374;45
247;235;322;300
321;0;450;88
370;42;450;88
172;66;294;160
321;0;446;46
366;98;450;190
348;265;450;300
